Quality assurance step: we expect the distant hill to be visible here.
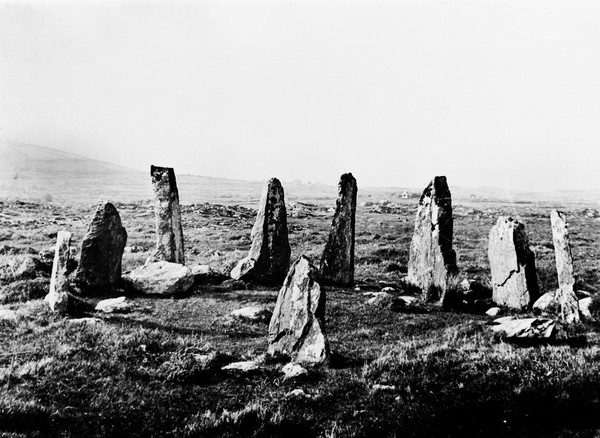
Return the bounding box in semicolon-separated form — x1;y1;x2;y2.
0;141;597;207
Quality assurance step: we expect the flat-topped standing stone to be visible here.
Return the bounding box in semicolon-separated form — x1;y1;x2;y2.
44;231;72;313
230;178;290;284
406;176;458;302
488;217;539;309
318;173;357;286
268;256;330;365
551;210;580;324
75;202;127;294
149;165;184;265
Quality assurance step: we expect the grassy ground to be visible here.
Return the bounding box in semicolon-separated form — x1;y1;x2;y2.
2;198;600;437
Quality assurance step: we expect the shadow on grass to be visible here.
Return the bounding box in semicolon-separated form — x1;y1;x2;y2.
329;351;373;370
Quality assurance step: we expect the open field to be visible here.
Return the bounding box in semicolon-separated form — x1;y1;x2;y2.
2;195;600;437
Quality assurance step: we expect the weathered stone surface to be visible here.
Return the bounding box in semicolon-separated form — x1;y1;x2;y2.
95;296;131;313
230;306;272;323
75;202;127;294
488;217;539;309
123;261;193;296
318;173;357;286
231;178;290;284
532;291;558;313
268;256;330;365
44;231;71;313
407;176;458;302
551;210;580;324
148;165;185;265
491;317;554;338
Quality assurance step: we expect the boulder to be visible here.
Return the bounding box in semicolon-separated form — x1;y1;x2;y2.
491;317;554;339
488;217;539;309
550;210;580;324
44;231;72;313
230;178;291;284
75;201;127;294
148;165;185;264
406;176;458;303
95;296;132;313
318;173;357;286
230;306;272;323
532;291;558;313
268;256;330;365
123;261;194;296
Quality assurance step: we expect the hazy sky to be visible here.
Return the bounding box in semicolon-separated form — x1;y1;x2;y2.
1;0;599;190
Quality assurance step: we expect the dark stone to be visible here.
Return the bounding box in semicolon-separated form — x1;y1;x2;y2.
318;173;357;286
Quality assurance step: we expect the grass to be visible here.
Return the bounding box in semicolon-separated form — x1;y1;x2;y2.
1;198;600;436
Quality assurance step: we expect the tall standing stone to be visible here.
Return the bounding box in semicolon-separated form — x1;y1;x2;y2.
268;256;330;365
318;173;357;286
149;165;184;265
488;216;539;309
407;176;457;302
44;231;72;313
551;210;580;324
230;178;290;284
75;201;127;294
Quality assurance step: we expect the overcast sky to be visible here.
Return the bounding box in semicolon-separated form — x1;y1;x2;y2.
1;0;599;191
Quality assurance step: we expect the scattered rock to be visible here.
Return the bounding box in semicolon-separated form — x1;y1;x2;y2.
68;317;103;325
221;360;260;372
123;261;194;296
45;231;71;313
491;317;554;338
268;256;330;365
282;363;308;379
488;217;539;309
406;176;458;303
533;291;558;313
148;165;185;264
95;296;132;313
486;307;501;317
372;384;396;391
230;306;272;323
285;388;310;398
579;297;592;319
318;173;357;286
231;178;291;284
75;201;127;294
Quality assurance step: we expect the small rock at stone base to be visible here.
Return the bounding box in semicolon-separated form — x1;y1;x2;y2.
486;307;501;317
282;363;308;379
95;297;131;313
221;360;260;372
533;291;558;312
123;261;193;296
579;297;592;319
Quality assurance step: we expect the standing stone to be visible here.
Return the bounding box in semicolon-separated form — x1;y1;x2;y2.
318;173;357;286
488;217;539;309
149;165;184;265
44;231;72;313
230;178;290;284
75;201;127;294
268;256;330;365
407;176;458;302
551;210;580;324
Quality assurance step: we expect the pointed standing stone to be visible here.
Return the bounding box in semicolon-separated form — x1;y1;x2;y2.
44;231;72;313
407;176;458;302
149;165;185;265
550;210;580;324
230;178;290;284
75;201;127;294
268;256;330;365
318;173;357;286
488;217;539;309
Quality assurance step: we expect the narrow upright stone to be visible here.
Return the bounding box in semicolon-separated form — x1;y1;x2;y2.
268;256;330;365
488;217;539;309
149;165;184;265
551;210;580;324
318;173;357;286
75;201;127;294
407;176;457;302
44;231;72;313
230;178;290;284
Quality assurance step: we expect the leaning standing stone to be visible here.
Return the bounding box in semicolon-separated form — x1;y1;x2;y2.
488;217;539;309
75;201;127;294
406;176;458;302
44;231;72;313
268;256;330;365
318;173;357;286
149;165;185;265
551;210;580;324
230;178;290;284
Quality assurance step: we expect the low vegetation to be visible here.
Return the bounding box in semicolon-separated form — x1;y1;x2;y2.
2;197;600;437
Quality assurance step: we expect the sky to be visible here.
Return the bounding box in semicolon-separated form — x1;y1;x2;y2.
1;0;599;191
